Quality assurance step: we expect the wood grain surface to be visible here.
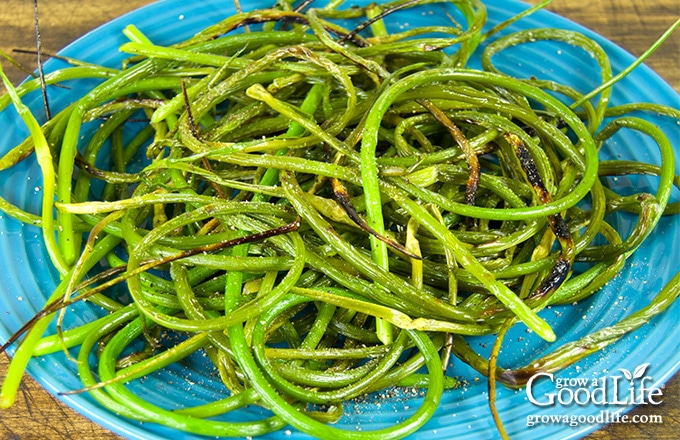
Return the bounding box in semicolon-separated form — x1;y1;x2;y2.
1;0;678;439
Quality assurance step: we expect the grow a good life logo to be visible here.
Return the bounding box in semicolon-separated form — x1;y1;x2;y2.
526;363;663;406
525;363;665;428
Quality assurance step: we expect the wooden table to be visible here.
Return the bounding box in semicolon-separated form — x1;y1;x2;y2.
1;0;678;439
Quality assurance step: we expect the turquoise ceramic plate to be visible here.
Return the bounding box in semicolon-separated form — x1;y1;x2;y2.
0;1;678;439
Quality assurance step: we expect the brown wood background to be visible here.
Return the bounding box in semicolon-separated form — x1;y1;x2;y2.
1;0;678;439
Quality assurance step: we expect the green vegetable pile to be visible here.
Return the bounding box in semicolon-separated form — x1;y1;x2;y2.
0;0;678;438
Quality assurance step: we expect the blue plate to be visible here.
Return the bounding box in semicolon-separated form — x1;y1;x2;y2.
1;0;678;439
